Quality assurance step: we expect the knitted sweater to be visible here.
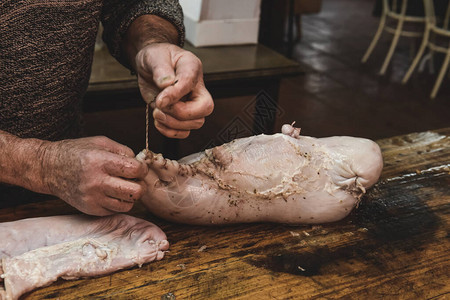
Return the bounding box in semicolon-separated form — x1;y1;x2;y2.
0;0;184;140
0;0;184;206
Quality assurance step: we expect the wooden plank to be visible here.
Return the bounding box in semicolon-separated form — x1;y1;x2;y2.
1;128;449;299
377;128;450;179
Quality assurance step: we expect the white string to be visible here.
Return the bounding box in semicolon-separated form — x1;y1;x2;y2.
146;102;150;150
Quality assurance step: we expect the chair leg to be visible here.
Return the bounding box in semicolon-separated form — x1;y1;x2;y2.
362;12;387;63
402;28;430;84
430;50;450;99
380;19;406;75
295;15;302;41
444;1;450;30
409;38;417;60
418;51;429;72
429;49;435;74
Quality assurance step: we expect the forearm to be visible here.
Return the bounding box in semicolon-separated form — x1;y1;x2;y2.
123;14;179;71
0;130;50;194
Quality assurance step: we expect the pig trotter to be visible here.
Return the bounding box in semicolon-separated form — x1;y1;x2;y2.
0;214;168;300
140;123;383;225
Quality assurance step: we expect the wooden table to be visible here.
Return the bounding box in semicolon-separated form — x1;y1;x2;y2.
1;128;449;299
87;43;300;95
85;43;301;158
86;42;300;134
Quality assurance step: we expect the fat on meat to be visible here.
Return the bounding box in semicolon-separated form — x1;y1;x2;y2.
138;123;383;225
0;214;168;300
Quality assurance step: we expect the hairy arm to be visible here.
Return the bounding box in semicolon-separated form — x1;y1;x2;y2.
123;14;179;71
0;130;147;215
0;130;49;195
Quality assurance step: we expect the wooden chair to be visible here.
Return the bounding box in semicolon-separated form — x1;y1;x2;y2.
362;0;427;75
402;0;450;98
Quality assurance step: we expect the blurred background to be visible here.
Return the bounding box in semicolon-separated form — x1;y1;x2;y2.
84;0;450;158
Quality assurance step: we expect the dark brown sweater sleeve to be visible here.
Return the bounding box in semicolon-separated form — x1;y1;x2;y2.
101;0;185;70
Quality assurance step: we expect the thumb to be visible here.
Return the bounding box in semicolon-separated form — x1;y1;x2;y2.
138;76;160;104
136;46;177;90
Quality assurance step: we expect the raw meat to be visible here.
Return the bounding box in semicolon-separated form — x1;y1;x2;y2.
138;123;383;224
0;214;168;300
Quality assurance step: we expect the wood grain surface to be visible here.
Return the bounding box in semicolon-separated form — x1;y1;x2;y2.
0;129;448;300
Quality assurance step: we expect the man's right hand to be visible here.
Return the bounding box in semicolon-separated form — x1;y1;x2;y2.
40;136;148;216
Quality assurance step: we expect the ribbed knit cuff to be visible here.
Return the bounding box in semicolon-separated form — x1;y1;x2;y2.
102;0;185;71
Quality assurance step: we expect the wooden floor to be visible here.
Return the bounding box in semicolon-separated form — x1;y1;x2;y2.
279;0;450;139
84;0;450;158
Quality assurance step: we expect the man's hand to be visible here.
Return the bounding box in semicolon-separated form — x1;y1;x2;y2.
123;14;214;139
41;136;147;216
135;43;214;139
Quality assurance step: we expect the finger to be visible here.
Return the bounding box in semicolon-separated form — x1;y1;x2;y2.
137;46;177;89
102;197;134;213
153;108;205;130
76;202;115;217
154;120;190;139
103;154;148;179
155;54;202;108
138;76;160;104
161;94;214;123
93;136;135;158
103;176;145;203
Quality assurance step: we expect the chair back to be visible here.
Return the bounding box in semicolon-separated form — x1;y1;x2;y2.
383;0;404;14
445;1;450;29
422;0;437;26
423;0;450;30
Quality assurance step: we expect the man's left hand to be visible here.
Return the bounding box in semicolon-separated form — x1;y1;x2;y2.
135;43;214;139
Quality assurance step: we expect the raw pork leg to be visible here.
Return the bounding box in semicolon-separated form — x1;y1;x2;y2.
138;124;383;225
0;214;168;300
